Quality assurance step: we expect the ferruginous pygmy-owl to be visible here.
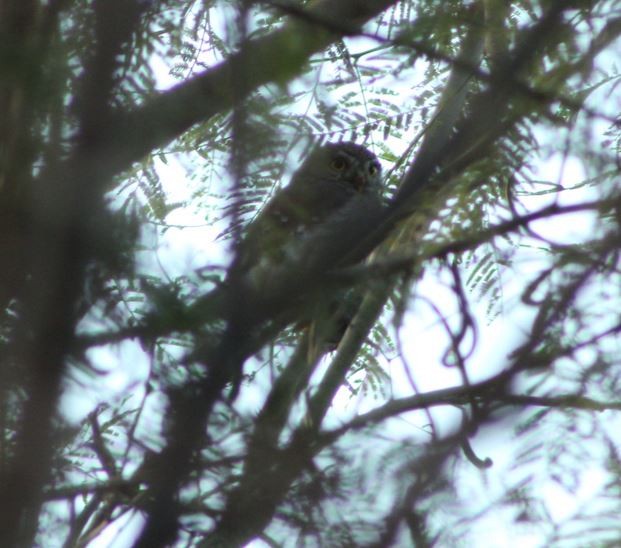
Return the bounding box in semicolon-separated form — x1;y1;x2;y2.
231;141;384;278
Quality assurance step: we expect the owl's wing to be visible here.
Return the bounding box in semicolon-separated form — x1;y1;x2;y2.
232;176;355;274
298;190;385;269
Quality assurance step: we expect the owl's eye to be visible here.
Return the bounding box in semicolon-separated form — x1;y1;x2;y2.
331;157;348;171
368;163;379;176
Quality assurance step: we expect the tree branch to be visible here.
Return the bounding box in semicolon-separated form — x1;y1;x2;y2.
90;0;399;183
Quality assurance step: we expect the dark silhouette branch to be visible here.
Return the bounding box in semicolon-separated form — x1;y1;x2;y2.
0;1;145;544
90;0;400;184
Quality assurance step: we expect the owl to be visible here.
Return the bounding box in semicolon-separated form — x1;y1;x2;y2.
230;141;384;278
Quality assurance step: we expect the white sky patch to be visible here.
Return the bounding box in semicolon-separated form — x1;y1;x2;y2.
61;341;151;423
522;153;599;245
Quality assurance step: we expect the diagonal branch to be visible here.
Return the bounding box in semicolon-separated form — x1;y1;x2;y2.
88;0;399;183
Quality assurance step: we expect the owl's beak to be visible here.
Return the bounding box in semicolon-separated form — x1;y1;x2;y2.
353;170;366;191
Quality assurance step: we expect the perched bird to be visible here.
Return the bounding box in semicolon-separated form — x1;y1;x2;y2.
227;141;386;352
230;141;384;279
190;142;384;398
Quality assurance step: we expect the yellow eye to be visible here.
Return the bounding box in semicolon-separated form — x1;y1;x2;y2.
368;163;379;176
331;157;348;171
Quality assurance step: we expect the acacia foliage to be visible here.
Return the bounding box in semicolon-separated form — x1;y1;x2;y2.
1;0;621;546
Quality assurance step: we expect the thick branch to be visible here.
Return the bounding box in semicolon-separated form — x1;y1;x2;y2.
91;0;398;183
0;2;143;544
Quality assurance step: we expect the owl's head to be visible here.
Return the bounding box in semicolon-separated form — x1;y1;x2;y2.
302;142;382;193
